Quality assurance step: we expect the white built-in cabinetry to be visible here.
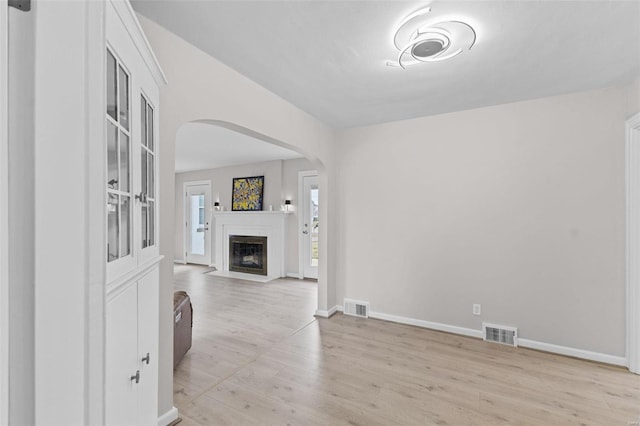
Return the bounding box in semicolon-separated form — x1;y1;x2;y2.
105;1;166;425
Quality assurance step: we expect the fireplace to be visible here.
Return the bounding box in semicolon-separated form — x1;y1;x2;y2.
229;235;268;276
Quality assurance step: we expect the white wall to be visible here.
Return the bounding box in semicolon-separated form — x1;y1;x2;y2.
174;157;313;274
137;15;335;419
336;86;629;357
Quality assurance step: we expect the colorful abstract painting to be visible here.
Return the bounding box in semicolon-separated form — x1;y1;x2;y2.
232;176;264;211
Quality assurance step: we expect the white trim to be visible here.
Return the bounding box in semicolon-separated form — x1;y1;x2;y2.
184;180;211;187
626;111;640;374
315;306;338;318
157;406;179;426
518;339;627;367
369;310;483;339
86;2;107;424
0;0;8;423
335;306;626;366
286;272;303;279
298;170;318;279
173;259;187;265
109;0;167;86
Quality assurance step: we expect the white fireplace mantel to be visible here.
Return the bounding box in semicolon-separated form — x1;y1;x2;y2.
211;211;291;280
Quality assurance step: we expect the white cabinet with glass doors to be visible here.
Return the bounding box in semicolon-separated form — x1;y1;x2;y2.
104;1;166;425
106;46;160;282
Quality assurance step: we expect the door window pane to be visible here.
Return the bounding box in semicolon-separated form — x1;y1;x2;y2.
107;122;118;189
120;196;131;257
118;65;129;130
311;188;319;266
106;51;117;121
119;131;130;192
107;193;119;262
190;195;205;255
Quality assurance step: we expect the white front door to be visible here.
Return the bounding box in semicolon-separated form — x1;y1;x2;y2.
185;182;211;265
302;175;319;279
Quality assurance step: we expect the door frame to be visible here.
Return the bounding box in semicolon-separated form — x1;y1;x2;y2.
0;0;9;422
626;112;640;374
183;180;212;265
298;170;318;279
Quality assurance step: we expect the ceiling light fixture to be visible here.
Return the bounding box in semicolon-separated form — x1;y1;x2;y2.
387;7;476;69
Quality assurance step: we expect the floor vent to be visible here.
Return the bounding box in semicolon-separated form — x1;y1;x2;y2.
483;323;518;347
343;299;369;318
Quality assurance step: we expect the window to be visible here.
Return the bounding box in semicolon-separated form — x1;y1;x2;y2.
106;49;131;262
140;94;155;249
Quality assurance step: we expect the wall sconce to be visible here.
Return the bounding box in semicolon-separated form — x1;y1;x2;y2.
284;199;291;212
214;201;220;211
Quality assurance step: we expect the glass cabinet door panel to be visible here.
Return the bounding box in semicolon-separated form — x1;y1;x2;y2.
148;154;154;198
140;96;147;147
141;150;147;193
147;104;154;151
106;48;133;265
149;201;155;247
118;65;129;130
141;205;148;249
120;196;131;257
107;193;119;262
140;95;156;250
106;51;117;121
119;131;129;192
107;122;118;189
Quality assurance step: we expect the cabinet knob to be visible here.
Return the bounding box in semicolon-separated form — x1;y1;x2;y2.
130;370;140;384
135;192;148;203
141;352;150;365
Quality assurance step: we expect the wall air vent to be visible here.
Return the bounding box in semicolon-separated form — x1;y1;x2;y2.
483;323;518;347
343;299;369;318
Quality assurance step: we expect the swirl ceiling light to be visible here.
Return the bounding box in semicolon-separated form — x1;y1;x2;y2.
387;6;476;69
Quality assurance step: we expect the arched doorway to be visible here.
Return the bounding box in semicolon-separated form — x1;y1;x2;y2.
174;119;327;312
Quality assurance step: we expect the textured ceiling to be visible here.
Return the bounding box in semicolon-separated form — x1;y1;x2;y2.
132;0;640;129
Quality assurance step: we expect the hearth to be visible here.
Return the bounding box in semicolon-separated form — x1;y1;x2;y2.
229;235;267;276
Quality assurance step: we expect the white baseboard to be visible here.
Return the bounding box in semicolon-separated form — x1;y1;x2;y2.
173;259;186;265
286;272;303;279
315;305;338;318
157;406;178;426
369;310;483;339
518;338;627;367
334;305;626;367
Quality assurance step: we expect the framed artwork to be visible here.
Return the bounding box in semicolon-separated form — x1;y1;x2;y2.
232;176;264;211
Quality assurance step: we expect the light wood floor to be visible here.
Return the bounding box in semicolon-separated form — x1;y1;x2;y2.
173;265;640;425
